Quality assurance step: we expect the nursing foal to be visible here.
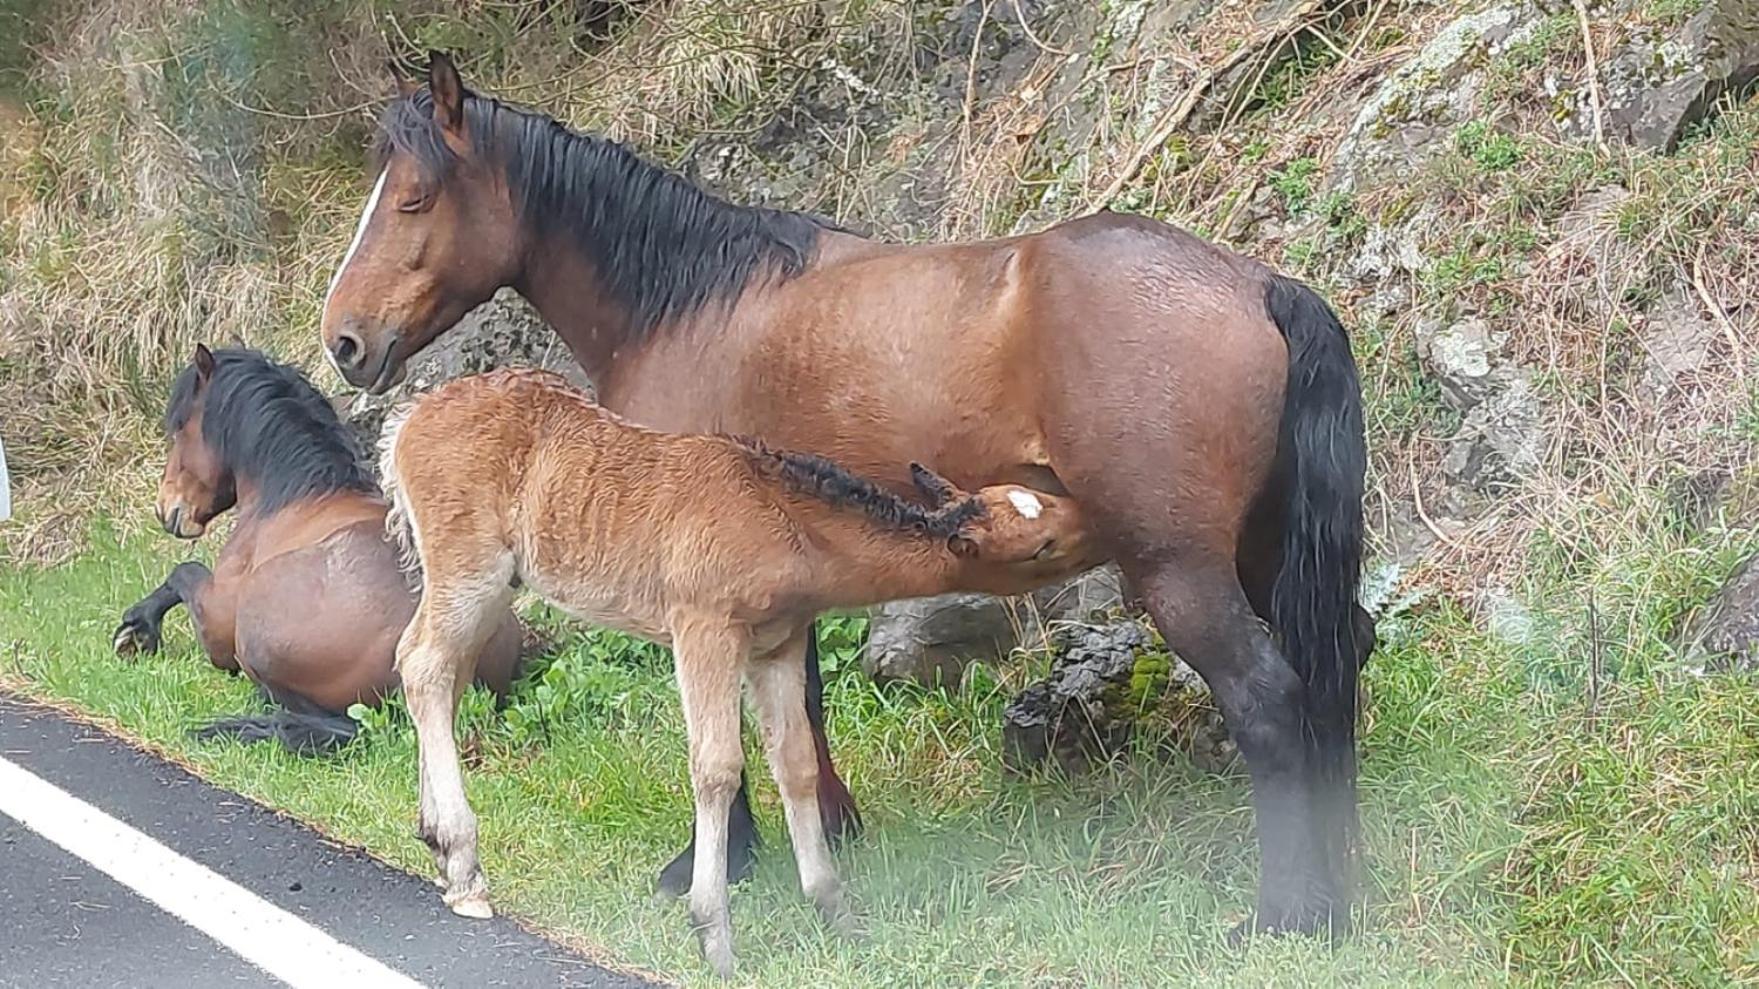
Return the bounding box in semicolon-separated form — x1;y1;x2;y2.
381;368;1092;976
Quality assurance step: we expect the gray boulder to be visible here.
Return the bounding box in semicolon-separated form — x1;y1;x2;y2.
863;565;1126;685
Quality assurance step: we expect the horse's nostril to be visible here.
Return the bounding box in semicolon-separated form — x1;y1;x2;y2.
331;332;363;370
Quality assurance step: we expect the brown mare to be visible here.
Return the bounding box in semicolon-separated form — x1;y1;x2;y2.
381;367;1094;973
113;344;524;750
321;54;1372;937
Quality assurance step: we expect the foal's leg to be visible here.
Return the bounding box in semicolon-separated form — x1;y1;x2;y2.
1130;559;1343;938
749;633;849;931
400;575;509;919
656;619;858;897
672;615;749;979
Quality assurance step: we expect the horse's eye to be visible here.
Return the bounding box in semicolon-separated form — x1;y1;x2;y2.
1033;539;1057;560
397;197;429;213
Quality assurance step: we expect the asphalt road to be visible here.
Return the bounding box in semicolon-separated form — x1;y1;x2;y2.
0;695;656;989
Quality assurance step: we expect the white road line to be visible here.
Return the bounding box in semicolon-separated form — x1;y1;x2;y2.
0;755;426;989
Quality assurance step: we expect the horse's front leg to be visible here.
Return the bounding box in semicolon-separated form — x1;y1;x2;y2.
114;561;220;660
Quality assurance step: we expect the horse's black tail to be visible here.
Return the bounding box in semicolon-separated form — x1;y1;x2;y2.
193;710;359;755
1262;273;1368;897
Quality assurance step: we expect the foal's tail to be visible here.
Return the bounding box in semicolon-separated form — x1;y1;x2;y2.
1263;273;1368;890
375;402;421;578
192;710;359;755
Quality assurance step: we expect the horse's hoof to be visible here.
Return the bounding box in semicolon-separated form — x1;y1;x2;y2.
447;893;494;919
1226;905;1344;947
655;850;694;900
822;904;863;941
819;784;864;847
112;619;158;658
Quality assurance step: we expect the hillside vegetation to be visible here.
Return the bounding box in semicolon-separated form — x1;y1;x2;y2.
2;0;1758;985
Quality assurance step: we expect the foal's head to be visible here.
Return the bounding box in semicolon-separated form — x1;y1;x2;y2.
158;344;373;538
910;464;1091;576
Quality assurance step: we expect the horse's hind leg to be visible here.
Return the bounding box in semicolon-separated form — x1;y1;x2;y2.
400;570;510;919
671;614;749;978
749;632;849;932
114;562;224;661
1130;559;1342;936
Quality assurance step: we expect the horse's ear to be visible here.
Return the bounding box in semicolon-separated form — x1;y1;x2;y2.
388;59;418;98
193;343;216;382
426;50;465;134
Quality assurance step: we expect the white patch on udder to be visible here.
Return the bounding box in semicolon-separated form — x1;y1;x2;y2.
1007;489;1043;519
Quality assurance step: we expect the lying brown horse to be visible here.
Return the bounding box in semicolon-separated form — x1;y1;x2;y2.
380;367;1095;974
113;344;524;750
321;53;1371;936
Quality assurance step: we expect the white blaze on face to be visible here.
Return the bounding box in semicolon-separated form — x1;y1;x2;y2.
321;170;388;365
1006;489;1043;520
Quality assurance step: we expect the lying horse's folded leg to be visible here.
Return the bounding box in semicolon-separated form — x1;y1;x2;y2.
114;561;213;657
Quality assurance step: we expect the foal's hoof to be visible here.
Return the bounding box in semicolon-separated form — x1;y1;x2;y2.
112;618;160;658
446;891;494;919
696;931;736;980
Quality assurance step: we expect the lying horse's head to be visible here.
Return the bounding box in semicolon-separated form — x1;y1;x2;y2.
158;345;374;539
158;344;236;538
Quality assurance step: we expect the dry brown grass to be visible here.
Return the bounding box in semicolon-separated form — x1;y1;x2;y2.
4;0;1754;613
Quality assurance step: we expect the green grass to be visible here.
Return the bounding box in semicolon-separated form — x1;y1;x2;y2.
3;518;1757;986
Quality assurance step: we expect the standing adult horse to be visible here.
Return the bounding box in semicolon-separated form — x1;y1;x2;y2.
321;53;1370;937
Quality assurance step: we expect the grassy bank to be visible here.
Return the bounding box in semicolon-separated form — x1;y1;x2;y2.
3;517;1756;986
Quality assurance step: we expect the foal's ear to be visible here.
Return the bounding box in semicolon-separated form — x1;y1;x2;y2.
909;462;960;506
426;50;465;134
193;343;216;382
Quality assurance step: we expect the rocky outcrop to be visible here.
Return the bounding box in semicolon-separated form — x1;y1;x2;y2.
1602;0;1759;153
1000;620;1233;777
1680;555;1759;673
1415;316;1548;493
338;289;586;446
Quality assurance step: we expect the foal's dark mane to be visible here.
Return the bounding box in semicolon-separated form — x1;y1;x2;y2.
733;439;984;540
380;86;845;339
167;348;376;513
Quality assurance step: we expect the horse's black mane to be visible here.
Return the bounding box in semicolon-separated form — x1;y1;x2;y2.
733;439;984;540
379;86;847;340
166;348;376;514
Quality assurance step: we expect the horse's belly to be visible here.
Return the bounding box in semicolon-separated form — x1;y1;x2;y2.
528;574;672;646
